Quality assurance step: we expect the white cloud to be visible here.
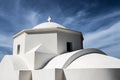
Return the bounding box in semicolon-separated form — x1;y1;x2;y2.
24;11;41;27
63;17;74;25
0;34;12;61
0;34;12;48
84;21;120;57
63;10;86;26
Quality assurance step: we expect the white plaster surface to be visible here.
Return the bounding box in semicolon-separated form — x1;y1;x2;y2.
67;53;120;68
20;45;56;70
57;32;83;54
0;55;20;80
25;32;58;54
1;55;28;70
44;50;81;69
32;69;63;80
13;33;26;55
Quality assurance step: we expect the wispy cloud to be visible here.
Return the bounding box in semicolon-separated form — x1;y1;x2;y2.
23;10;41;28
62;10;120;32
0;34;12;48
0;34;12;61
84;21;120;58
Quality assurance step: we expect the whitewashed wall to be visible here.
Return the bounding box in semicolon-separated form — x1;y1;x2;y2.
13;33;26;55
57;32;83;54
25;33;58;54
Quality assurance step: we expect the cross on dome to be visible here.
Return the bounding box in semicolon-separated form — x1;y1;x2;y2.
33;16;66;29
47;16;52;22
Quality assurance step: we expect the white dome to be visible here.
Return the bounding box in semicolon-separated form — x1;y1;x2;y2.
33;22;66;29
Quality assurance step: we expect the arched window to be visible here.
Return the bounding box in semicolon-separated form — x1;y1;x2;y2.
17;44;20;54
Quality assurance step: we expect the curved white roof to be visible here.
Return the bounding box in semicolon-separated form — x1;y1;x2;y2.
1;55;28;70
67;53;120;69
33;22;66;29
44;50;81;69
44;48;107;69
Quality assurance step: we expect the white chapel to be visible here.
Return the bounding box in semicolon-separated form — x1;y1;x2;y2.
0;17;120;80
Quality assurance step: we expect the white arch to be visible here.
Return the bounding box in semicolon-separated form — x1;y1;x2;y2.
44;48;106;69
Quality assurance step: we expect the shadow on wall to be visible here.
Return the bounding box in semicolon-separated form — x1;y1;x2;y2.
19;71;32;80
63;70;66;80
64;69;120;80
55;69;66;80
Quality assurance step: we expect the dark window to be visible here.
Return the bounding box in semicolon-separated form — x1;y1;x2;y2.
17;45;20;54
67;42;72;52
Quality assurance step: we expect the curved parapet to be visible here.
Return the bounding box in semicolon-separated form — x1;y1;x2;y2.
44;50;81;69
44;48;106;69
0;55;28;80
0;55;28;70
67;53;120;68
63;48;106;68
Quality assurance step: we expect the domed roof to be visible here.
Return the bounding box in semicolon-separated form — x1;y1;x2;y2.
33;16;66;29
33;22;66;29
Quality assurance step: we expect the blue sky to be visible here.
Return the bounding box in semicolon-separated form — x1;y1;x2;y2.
0;0;120;60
